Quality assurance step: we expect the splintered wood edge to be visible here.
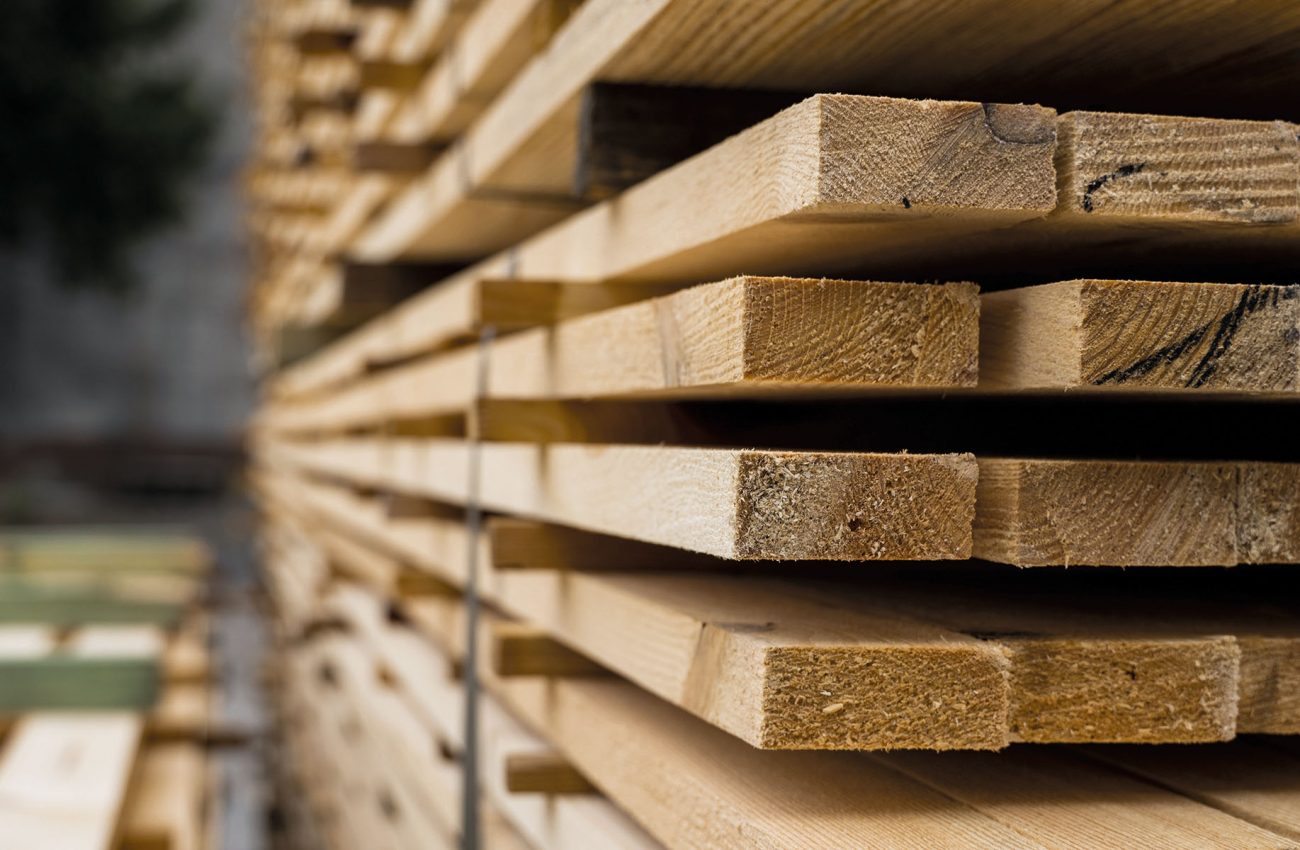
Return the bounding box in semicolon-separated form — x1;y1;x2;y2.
980;280;1300;392
733;452;977;560
1003;636;1240;743
758;642;1011;750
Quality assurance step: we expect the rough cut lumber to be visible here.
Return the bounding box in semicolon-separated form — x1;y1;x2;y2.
286;103;1300;399
356;0;1300;264
487;516;719;572
259;276;981;432
353;140;442;173
484;674;1045;850
268;276;681;398
1084;743;1300;840
354;93;1059;264
974;458;1300;566
487;568;1262;747
0;713;143;850
980;280;1300;393
878;747;1297;850
324;583;465;751
260;471;1300;740
477;695;658;850
484;277;980;396
487;572;1011;750
265;439;979;560
309;633;462;840
386;0;472;63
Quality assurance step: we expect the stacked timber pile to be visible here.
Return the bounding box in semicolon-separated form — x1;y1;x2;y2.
246;1;1300;848
0;529;228;850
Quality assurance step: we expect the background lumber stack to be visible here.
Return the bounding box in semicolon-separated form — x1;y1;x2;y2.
0;528;236;850
245;1;1300;848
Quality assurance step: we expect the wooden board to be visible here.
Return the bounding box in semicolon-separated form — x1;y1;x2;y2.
282;99;1300;401
485;671;1042;850
354;93;1059;264
265;476;1300;745
259;276;981;433
387;0;581;145
980;280;1300;393
119;744;206;850
486;571;1010;750
1083;742;1300;840
877;747;1297;850
355;0;1300;264
263;439;979;560
974;458;1300;566
0;713;143;850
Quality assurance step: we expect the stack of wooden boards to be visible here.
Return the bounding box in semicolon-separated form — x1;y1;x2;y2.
247;0;1300;848
0;529;225;850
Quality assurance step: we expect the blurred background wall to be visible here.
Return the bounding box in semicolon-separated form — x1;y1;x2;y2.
0;0;254;519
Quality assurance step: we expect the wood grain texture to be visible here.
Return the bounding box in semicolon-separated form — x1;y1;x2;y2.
354;93;1056;265
974;458;1300;566
264;438;979;560
980;280;1300;392
266;471;1300;746
260;276;981;434
1055;111;1300;225
355;0;1300;265
879;747;1297;849
485;674;1044;850
487;571;1011;750
1085;743;1300;841
283;103;1299;400
387;0;580;145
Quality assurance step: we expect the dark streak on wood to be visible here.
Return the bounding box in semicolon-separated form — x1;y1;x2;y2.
1092;285;1300;387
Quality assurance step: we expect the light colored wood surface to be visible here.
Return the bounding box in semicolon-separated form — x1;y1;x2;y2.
276;98;1300;402
974;458;1300;566
879;747;1297;849
487;570;1010;750
263;475;1299;746
981;280;1300;392
354;0;1300;264
258;276;981;433
1085;742;1300;841
485;673;1045;850
0;713;143;850
263;439;979;560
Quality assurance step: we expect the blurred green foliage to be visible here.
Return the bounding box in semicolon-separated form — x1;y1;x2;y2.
0;0;217;292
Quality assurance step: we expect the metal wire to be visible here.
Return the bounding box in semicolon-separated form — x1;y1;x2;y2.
460;324;495;850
